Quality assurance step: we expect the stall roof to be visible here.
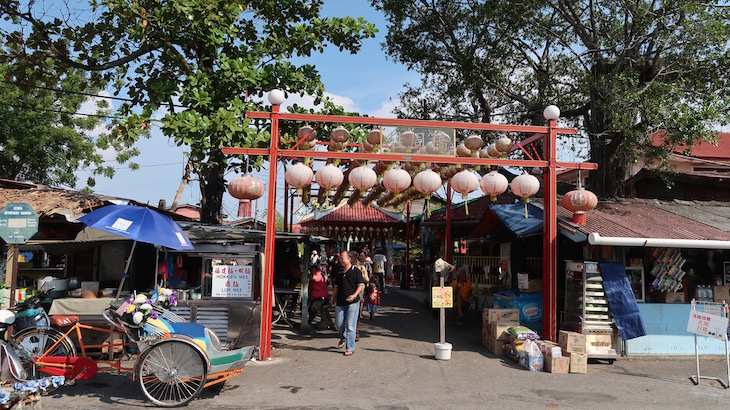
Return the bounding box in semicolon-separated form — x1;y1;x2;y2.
299;201;401;226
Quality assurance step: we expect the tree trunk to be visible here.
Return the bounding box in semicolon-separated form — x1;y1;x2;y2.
199;149;226;224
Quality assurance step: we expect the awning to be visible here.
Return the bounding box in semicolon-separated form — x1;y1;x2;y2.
588;233;730;249
489;203;543;238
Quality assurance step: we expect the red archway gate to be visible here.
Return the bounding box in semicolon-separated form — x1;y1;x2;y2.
223;98;597;360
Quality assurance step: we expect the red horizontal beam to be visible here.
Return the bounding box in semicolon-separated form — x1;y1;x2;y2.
246;111;577;135
222;147;598;170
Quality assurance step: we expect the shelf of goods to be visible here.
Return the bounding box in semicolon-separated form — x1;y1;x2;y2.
563;261;619;361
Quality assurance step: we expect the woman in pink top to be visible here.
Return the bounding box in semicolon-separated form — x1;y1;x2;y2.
308;264;329;324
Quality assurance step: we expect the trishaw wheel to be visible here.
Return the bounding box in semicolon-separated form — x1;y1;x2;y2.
137;340;207;407
13;328;77;380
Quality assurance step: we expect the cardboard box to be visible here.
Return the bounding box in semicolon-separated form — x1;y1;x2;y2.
665;292;685;304
559;330;586;355
535;340;562;357
713;286;730;303
544;356;570;374
586;334;613;353
483;308;520;324
566;352;587;374
488;323;511;341
487;337;505;355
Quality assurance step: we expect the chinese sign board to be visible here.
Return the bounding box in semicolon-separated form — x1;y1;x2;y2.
432;286;453;308
687;310;729;340
211;265;253;298
0;203;39;244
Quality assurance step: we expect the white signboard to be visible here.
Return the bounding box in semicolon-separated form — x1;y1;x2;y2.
211;265;253;298
687;310;729;340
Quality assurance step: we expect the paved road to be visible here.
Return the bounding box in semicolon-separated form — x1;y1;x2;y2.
41;287;730;409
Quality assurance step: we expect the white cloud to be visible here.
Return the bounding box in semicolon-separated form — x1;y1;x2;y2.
367;97;399;118
282;91;359;113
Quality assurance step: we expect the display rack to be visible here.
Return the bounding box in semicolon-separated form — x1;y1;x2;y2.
563;260;620;361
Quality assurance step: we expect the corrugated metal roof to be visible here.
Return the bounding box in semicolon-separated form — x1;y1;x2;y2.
560;199;730;241
300;202;399;225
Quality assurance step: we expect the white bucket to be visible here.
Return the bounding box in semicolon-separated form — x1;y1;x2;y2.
434;342;452;360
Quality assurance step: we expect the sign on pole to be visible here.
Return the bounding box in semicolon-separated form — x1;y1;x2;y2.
687;310;729;340
0;203;39;244
432;286;453;308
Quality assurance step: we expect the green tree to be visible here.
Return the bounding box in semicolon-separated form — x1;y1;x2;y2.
0;63;134;187
373;0;730;197
1;0;376;222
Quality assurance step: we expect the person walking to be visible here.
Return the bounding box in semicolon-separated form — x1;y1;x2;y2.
331;250;365;356
372;250;387;294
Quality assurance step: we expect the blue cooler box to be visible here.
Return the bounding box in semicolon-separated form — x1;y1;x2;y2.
493;291;543;335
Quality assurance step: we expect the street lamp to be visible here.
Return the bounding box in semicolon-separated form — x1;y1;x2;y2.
543;105;560;120
268;89;285;105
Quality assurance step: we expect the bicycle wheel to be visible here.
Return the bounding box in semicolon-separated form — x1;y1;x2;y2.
137;340;207;407
13;327;77;379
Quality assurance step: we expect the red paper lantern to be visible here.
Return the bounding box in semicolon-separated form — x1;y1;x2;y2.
561;182;598;225
228;174;264;200
495;135;513;153
330;125;350;143
464;134;483;153
367;128;382;145
456;143;472;157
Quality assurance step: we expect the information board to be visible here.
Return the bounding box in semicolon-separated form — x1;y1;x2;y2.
432;286;453;308
0;203;39;244
211;265;253;298
687;310;729;340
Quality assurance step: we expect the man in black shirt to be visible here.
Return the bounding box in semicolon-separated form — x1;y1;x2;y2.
330;250;365;356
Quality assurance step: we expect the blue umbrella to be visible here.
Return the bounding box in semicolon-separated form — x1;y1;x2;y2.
78;205;194;297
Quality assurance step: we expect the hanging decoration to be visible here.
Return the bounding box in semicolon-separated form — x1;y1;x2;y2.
315;164;344;206
330;125;350;143
284;162;313;191
413;169;442;217
383;167;412;193
456;143;472;157
486;143;501;158
348;165;378;191
480;170;509;202
450;169;479;215
561;177;598;225
228;174;265;218
367;128;382;146
464;134;483;156
495;135;513;154
399;130;416;148
511;171;540;218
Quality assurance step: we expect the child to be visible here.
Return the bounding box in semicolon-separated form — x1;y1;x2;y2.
366;282;380;320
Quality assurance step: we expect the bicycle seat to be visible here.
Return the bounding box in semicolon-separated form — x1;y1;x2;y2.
52;315;79;327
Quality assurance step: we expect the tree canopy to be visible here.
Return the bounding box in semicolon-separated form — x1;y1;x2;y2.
373;0;730;197
1;0;376;222
0;62;134;187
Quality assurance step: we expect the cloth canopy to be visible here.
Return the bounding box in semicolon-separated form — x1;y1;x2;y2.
488;203;543;238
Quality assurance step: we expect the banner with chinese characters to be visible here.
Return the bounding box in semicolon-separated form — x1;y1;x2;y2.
212;265;253;298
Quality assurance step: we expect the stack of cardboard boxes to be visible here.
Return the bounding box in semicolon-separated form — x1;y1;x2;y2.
558;330;587;374
481;308;520;355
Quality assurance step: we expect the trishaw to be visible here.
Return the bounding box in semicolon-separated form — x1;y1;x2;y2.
26;295;254;407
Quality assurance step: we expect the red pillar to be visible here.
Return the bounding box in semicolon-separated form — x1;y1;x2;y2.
542;119;558;341
405;202;411;290
290;189;295;233
283;182;289;233
445;181;452;263
259;105;280;360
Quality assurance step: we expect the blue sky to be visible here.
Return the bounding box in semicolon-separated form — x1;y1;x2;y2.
76;1;420;221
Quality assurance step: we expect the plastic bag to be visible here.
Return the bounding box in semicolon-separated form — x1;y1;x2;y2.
507;325;539;340
521;339;544;372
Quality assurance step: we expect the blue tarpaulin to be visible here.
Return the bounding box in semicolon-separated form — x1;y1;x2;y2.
598;262;647;340
489;203;543;238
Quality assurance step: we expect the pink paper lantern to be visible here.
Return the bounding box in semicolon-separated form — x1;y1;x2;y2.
511;172;540;203
464;134;483;152
348;165;378;191
495;135;513;153
330;125;350;143
315;164;344;189
451;170;479;199
285;162;313;190
456;143;472;157
413;169;442;196
383;167;412;193
480;170;508;201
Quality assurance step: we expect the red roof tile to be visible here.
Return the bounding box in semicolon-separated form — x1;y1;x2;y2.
300;202;399;226
651;132;730;160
